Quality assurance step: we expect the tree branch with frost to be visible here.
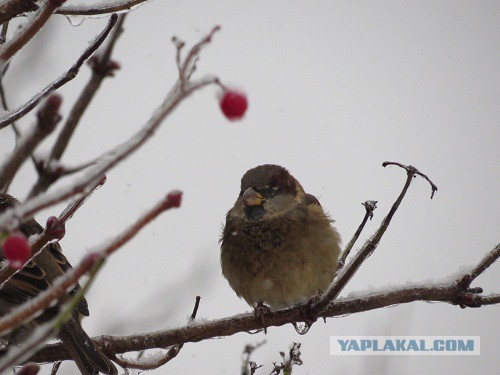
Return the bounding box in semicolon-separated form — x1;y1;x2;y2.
0;191;182;371
0;1;38;26
113;294;198;371
25;162;499;367
0;14;118;130
0;176;106;290
28;244;499;365
338;200;377;269
28;14;126;199
313;162;438;315
0;94;62;192
0;0;150;24
0;25;222;231
0;0;66;71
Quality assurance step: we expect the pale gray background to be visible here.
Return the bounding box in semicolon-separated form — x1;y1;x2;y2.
1;1;499;374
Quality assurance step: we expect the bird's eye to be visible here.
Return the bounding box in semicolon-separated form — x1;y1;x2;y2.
261;186;278;198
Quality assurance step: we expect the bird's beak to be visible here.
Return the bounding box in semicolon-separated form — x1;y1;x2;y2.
242;187;265;206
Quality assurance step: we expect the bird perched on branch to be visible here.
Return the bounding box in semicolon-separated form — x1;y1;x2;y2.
220;164;341;311
0;193;117;375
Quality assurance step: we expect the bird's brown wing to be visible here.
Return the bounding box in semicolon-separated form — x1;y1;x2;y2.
0;212;89;316
304;193;321;207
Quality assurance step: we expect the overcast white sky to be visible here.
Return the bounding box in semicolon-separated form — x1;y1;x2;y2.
1;1;499;374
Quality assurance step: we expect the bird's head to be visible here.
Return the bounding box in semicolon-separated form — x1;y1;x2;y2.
234;164;305;221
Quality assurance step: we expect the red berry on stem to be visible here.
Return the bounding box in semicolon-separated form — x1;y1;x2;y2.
219;90;248;121
2;233;31;269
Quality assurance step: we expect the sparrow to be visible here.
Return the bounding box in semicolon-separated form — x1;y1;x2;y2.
220;164;341;310
0;193;117;375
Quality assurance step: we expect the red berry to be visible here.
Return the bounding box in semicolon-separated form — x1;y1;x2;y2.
2;233;31;269
219;90;248;121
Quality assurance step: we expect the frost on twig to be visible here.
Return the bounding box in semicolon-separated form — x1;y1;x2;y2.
313;162;438;316
27;241;499;365
28;14;126;199
0;25;221;231
0;94;62;192
338;199;377;269
0;191;182;371
270;343;302;375
0;14;118;130
241;340;265;375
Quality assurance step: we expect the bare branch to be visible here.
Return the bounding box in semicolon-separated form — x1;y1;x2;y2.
29;274;497;364
0;0;65;70
0;27;220;231
469;243;500;283
338;200;377;269
313;162;438;314
0;94;62;191
58;0;149;17
0;14;118;130
0;191;182;340
0;0;149;24
28;14;126;198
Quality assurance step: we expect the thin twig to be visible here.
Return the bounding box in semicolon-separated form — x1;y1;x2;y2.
58;0;148;17
469;243;500;283
313;163;437;314
338;200;377;268
190;296;201;321
113;345;182;371
242;341;265;375
114;285;194;371
382;161;438;198
0;27;220;230
0;94;62;192
0;191;182;340
28;14;126;199
0;14;118;130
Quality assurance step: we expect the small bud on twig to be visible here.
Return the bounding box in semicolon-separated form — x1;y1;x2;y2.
37;93;62;133
45;216;66;241
164;190;183;209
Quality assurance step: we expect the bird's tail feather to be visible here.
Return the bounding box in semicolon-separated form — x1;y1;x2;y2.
59;320;117;375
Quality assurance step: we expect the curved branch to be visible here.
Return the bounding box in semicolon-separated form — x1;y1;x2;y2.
57;0;150;17
28;281;498;364
0;26;220;232
0;14;118;130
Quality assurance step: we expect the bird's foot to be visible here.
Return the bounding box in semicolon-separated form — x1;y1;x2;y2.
293;296;320;335
254;301;271;334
